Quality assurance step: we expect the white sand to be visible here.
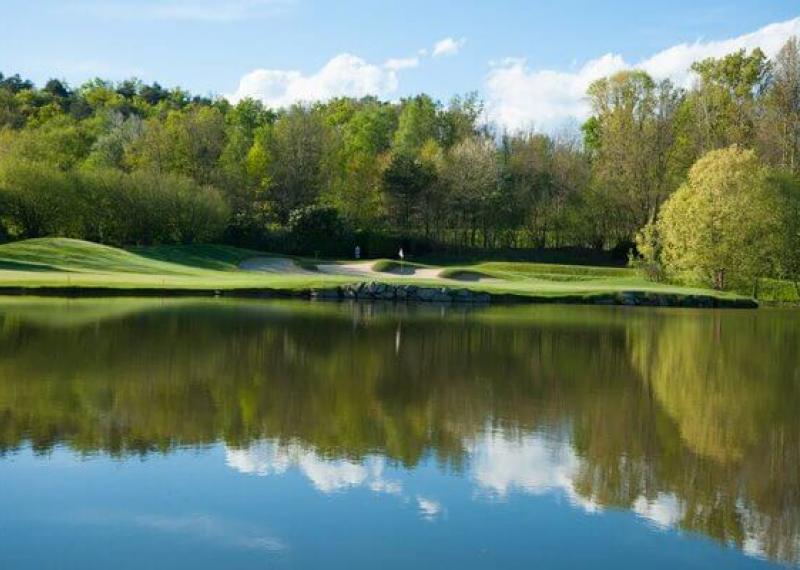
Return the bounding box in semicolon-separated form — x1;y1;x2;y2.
240;257;500;283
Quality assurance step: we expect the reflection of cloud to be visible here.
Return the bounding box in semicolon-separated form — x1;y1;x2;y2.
226;442;401;495
633;493;683;530
299;455;368;493
226;443;292;476
743;536;766;559
416;496;442;521
135;513;286;551
69;509;286;552
471;430;601;514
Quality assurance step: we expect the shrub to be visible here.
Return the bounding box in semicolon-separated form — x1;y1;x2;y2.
287;204;350;256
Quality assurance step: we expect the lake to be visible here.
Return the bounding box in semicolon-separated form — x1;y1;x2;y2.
0;299;797;569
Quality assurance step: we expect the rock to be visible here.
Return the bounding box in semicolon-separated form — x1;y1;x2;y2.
452;288;473;302
417;287;437;301
311;288;339;299
621;292;639;306
432;288;452;302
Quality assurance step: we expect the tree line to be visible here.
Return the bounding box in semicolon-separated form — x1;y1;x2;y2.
0;38;799;291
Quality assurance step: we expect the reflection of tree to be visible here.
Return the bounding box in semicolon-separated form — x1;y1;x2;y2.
0;300;797;564
627;309;800;563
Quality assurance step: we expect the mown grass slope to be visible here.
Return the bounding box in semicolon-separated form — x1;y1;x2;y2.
0;238;345;290
0;237;759;302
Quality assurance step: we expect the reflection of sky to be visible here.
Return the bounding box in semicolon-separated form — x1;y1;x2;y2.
226;443;402;495
224;431;780;564
1;442;781;569
225;432;603;517
469;430;601;513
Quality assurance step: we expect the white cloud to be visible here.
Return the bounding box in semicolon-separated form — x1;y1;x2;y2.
61;0;292;22
433;37;466;57
229;53;409;107
486;17;800;132
384;57;420;71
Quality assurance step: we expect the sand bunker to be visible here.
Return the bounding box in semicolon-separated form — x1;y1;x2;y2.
241;257;502;283
318;262;443;279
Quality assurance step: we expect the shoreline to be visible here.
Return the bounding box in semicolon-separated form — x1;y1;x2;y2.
0;282;758;309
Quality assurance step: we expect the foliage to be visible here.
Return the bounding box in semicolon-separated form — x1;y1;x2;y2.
654;147;781;290
0;38;799;267
0;158;228;245
287;204;349;256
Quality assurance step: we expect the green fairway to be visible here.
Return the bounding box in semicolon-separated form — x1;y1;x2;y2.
0;238;755;302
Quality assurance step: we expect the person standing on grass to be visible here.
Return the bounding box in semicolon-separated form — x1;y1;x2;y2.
354;245;361;260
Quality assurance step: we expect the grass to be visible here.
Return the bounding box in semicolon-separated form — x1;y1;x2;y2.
758;278;800;304
371;259;428;273
0;237;757;302
0;238;346;291
438;268;500;281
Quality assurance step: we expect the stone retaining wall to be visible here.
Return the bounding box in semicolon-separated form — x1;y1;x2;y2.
309;282;757;308
0;282;758;308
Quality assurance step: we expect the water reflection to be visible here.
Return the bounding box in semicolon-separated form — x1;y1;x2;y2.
0;299;797;565
225;442;402;495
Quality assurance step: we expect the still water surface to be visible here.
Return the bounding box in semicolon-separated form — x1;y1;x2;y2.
0;299;798;569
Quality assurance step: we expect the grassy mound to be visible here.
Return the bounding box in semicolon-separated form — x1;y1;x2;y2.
0;238;196;275
0;238;345;290
439;268;502;281
371;259;426;274
239;256;314;274
131;243;264;271
476;261;633;279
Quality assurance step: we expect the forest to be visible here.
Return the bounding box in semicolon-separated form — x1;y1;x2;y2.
0;38;799;292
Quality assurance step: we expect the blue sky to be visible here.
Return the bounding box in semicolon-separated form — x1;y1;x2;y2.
1;1;799;129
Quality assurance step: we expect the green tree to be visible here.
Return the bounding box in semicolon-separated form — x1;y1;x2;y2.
689;48;770;151
263;105;333;223
761;37;800;173
585;71;684;243
441;136;497;247
654;146;781;290
382;152;435;231
392;95;439;155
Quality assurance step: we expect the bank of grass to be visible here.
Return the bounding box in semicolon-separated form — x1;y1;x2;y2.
758;278;800;304
0;237;759;303
0;238;344;291
371;259;428;273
